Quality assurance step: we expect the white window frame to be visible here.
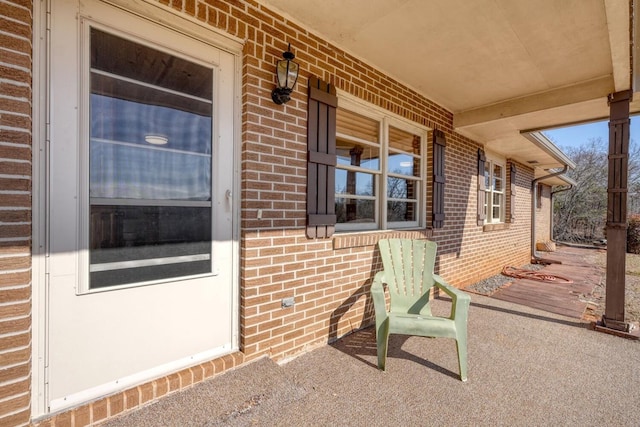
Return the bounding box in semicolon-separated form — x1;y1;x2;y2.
484;152;506;224
335;93;428;232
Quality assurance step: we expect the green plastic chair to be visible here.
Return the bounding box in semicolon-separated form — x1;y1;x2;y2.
371;239;471;381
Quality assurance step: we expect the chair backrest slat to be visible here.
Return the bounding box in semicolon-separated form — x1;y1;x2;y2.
378;239;437;314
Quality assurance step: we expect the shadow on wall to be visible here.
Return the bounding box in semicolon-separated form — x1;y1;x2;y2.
327;280;375;344
430;134;478;275
327;246;380;344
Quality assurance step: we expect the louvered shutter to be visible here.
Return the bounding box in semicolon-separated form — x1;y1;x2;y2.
510;164;516;222
477;149;486;226
432;130;446;228
306;76;337;238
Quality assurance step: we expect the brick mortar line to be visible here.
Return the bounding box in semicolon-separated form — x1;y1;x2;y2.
0;60;32;74
0;267;31;274
0;80;30;89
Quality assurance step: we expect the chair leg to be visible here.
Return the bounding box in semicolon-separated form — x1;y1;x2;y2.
376;320;390;371
456;338;468;382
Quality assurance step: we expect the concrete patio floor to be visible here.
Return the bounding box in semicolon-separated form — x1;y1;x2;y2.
103;289;640;426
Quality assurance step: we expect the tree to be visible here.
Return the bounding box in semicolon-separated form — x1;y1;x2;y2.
554;137;640;243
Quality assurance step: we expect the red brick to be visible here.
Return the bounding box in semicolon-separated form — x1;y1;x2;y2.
167;373;180;392
54;410;71;427
108;393;124;416
154;377;168;398
92;399;108;423
0;270;30;288
0;362;29;384
0;378;29;401
138;382;154;405
125;388;140;410
0;409;29;427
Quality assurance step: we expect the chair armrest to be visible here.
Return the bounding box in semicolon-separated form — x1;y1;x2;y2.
371;271;389;324
433;274;471;320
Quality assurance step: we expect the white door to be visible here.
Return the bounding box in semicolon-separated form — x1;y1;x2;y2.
46;0;238;411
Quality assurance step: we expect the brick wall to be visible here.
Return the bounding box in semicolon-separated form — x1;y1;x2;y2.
0;0;33;426
224;0;534;363
22;0;538;424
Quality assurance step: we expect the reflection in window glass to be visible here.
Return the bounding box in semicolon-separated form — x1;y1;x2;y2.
336;141;380;170
388;127;420;178
335;170;375;196
336;198;375;224
89;205;211;288
88;28;214;289
335;109;382;229
387;127;421;225
387;176;410;199
337;109;378;142
387;201;417;222
388;152;420;177
484;163;491;189
493;164;503;192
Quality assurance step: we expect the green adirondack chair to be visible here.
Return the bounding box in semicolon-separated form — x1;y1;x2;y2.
371;238;471;381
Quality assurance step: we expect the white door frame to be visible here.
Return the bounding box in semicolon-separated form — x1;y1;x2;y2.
31;0;242;417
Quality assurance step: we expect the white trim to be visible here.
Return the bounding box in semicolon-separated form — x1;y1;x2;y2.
335;92;428;232
31;0;49;416
48;343;236;413
89;254;211;272
89;198;211;207
90;68;214;104
33;0;242;417
522;131;577;169
483;151;507;225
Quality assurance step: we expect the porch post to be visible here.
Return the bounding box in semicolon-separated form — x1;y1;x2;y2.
603;90;631;332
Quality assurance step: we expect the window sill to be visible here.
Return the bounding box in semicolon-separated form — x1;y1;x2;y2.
483;223;510;232
333;228;433;250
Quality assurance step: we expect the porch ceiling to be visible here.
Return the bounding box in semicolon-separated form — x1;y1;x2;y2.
258;0;638;172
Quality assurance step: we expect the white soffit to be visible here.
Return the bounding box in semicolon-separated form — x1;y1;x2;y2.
257;0;616;115
257;0;632;167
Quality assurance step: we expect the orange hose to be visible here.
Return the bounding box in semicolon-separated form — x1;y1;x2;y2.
501;266;574;284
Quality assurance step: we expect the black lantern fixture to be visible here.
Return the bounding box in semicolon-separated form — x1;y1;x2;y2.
271;44;299;105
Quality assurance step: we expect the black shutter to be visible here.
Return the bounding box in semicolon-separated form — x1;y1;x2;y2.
510;164;516;222
307;76;337;238
432;130;446;228
477;149;486;226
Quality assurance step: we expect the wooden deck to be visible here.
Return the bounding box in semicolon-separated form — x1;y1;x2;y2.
491;245;605;319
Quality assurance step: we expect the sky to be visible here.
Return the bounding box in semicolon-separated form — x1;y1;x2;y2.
543;116;640;151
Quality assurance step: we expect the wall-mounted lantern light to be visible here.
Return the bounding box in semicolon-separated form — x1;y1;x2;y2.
271;44;299;105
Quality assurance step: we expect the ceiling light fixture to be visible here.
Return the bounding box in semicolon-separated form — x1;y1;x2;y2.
145;135;168;145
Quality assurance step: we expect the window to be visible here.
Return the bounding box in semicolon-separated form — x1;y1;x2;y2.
334;99;426;231
483;155;506;224
87;28;215;289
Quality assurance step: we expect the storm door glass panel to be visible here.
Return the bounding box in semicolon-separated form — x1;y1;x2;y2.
88;28;214;289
